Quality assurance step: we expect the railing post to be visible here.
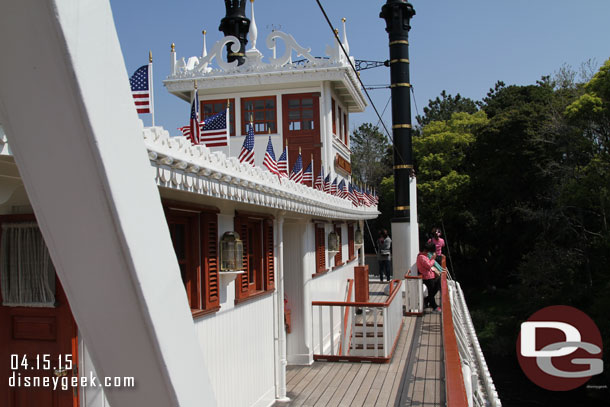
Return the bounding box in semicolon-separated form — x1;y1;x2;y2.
330;306;335;356
382;307;389;358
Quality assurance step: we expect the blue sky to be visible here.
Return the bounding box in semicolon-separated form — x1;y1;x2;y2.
110;0;610;136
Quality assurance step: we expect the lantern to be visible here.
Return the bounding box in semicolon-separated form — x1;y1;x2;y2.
220;231;243;271
355;227;363;246
327;231;339;253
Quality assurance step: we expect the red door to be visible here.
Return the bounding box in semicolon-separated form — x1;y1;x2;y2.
0;222;78;407
282;93;322;184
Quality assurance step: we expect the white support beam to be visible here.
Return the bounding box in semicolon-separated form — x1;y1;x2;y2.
0;1;215;406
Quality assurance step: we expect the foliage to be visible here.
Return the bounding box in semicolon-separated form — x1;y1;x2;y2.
415;90;478;128
350;123;393;251
395;59;610;401
412;111;487;269
350;123;392;187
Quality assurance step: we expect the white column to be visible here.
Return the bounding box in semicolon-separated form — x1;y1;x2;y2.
275;212;290;401
392;176;419;279
0;1;215;406
321;82;333;171
301;220;314;364
358;220;365;266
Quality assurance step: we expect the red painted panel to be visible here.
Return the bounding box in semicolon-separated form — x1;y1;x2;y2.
12;316;57;341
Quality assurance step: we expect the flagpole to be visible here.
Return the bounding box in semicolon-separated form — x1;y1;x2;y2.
226;99;231;155
310;154;313;187
149;51;155;126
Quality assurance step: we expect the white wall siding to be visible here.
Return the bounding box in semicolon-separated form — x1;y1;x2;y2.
194;295;275;407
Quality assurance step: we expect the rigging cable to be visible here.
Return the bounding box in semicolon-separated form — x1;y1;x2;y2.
313;0;406;165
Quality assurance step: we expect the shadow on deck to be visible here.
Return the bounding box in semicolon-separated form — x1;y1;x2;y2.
277;310;445;406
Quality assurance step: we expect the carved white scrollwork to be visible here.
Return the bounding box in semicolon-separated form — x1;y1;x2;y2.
265;31;316;66
195;35;240;72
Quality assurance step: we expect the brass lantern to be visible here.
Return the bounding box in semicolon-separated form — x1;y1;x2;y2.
327;230;339;253
355;227;364;246
220;231;243;271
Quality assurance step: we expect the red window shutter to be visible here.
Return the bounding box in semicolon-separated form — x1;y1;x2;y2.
263;219;275;291
202;213;219;310
315;226;325;274
235;217;250;300
348;224;354;260
334;225;342;266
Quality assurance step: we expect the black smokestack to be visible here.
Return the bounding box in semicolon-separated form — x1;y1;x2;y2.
380;0;415;222
219;0;250;65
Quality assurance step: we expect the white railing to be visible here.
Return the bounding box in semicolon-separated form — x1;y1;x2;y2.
312;280;403;361
404;274;424;315
312;279;355;357
446;277;502;407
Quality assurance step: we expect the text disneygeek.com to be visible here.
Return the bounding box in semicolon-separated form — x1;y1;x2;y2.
9;354;135;390
9;372;135;391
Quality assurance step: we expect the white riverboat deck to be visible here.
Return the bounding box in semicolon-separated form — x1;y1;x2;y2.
279;310;444;406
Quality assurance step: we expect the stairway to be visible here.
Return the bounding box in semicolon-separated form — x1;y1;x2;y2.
349;313;385;357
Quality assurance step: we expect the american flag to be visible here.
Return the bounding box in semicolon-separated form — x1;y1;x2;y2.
330;177;338;195
323;173;331;193
263;136;279;176
130;65;151;114
365;187;375;206
200;110;228;147
178;93;201;144
348;183;358;206
239;123;255;165
337;179;346;198
289;152;303;183
355;184;364;205
314;165;324;190
277;147;289;178
302;159;313;186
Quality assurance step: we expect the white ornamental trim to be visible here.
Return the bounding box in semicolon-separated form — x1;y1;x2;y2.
143;126;378;220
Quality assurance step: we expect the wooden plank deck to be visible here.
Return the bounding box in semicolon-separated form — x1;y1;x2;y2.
278;310;445;406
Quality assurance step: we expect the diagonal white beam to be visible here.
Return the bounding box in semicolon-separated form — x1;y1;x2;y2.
0;0;216;406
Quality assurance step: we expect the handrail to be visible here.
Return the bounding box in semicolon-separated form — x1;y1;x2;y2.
441;271;468;407
338;279;355;355
312;280;402;308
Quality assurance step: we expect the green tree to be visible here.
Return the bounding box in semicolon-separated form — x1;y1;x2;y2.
413;111;487;259
415;90;479;128
350;123;392;187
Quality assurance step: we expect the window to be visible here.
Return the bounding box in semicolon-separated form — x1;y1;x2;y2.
331;98;337;135
201;98;235;137
0;221;55;307
314;224;327;276
242;96;277;134
165;204;220;315
234;214;275;302
338;107;343;140
286;97;315;131
348;223;355;261
343;112;348;145
334;224;343;268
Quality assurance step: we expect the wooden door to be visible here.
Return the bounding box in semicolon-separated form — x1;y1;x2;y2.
282;93;322;183
245;219;263;293
0;277;78;407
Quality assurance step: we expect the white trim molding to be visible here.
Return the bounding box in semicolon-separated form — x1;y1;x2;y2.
144;127;378;221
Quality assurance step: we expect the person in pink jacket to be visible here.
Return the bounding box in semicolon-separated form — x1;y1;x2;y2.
417;241;441;312
428;227;445;266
